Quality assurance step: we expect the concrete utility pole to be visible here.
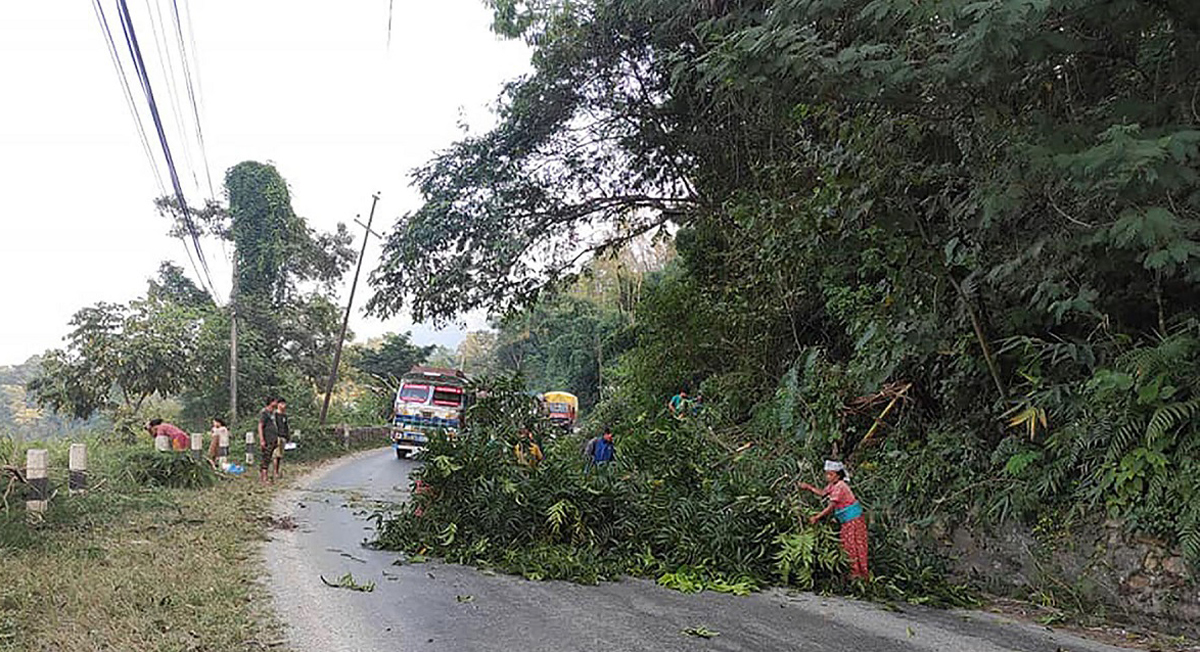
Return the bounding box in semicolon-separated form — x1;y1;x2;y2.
229;253;238;427
319;192;382;426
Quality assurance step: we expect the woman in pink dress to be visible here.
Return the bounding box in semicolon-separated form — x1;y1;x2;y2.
148;419;191;451
799;460;869;579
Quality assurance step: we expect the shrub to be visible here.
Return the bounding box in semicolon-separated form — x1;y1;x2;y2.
118;450;216;489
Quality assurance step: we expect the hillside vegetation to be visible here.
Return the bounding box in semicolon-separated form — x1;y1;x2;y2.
368;0;1200;615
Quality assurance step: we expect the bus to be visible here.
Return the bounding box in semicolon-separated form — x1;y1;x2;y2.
541;390;579;431
391;366;468;458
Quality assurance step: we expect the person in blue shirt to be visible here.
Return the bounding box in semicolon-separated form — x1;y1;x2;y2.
668;391;689;419
583;427;616;469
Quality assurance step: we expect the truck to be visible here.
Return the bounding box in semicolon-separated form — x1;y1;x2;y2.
541;390;579;431
391;365;469;459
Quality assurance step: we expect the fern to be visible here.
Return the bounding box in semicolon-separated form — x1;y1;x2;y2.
1003;450;1041;477
1117;335;1196;380
1105;421;1143;462
1145;398;1200;443
1179;523;1200;568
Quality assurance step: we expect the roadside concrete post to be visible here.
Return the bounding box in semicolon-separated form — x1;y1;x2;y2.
190;433;203;460
245;431;255;467
218;430;230;464
68;443;87;495
154;434;171;452
25;448;48;522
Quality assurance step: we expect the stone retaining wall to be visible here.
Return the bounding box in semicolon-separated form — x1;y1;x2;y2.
941;518;1197;635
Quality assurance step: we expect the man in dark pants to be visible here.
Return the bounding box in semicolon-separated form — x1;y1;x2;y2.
272;398;290;479
258;397;279;483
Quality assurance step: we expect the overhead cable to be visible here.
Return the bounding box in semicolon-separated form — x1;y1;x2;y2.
145;0;200;194
115;0;221;302
91;0;166;195
171;0;216;199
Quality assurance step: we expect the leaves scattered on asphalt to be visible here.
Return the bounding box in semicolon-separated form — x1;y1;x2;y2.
456;595;474;603
682;626;720;639
320;572;375;592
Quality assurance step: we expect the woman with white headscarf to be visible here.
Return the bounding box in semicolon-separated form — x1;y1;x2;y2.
798;460;869;579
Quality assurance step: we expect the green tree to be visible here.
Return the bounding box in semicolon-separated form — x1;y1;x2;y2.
348;332;435;380
27;295;201;432
490;293;630;409
159;161;356;420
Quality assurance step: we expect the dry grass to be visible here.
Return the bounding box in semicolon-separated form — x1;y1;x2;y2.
0;474;282;651
0;436;375;652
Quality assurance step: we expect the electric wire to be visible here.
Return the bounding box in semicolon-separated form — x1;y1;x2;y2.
145;0;200;194
92;0;166;196
171;0;216;200
115;0;220;302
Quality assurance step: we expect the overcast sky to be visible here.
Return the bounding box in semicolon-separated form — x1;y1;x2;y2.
0;1;529;365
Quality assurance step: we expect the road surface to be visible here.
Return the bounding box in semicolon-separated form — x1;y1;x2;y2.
265;447;1133;652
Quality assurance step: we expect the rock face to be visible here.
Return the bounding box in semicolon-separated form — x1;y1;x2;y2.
942;519;1198;636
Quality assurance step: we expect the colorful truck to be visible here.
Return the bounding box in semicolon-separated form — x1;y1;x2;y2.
391;366;469;458
541;390;579;431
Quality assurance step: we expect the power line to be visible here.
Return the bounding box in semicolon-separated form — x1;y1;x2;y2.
91;0;166;196
170;0;216;200
145;0;200;195
387;0;394;51
115;0;220;302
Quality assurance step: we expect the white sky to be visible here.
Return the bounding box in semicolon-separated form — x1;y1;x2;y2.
0;1;529;365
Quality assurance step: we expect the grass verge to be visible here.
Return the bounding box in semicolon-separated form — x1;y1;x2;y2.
0;431;386;652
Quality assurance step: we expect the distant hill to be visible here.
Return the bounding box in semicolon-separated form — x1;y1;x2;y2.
0;355;107;442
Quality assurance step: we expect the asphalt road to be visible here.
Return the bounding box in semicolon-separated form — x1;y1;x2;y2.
265;447;1134;652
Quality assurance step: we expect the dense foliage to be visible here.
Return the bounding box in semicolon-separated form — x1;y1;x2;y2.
26;270;206;434
368;0;1200;594
377;376;976;605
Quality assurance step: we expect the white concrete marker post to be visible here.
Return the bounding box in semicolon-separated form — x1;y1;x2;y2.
25;448;48;523
190;433;203;460
68;443;87;495
245;431;255;468
218;430;230;466
154;434;171;452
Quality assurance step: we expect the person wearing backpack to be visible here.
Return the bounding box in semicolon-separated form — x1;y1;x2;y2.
583;426;616;470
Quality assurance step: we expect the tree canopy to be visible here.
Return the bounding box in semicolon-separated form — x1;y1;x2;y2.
369;0;1200;570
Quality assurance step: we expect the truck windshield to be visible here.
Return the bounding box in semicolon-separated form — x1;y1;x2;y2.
432;386;463;407
547;402;571;414
399;384;430;403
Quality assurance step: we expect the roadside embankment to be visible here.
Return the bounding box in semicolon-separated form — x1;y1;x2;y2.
0;428;388;651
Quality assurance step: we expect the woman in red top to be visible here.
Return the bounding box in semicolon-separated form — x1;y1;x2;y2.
799;460;869;580
148;419;191;451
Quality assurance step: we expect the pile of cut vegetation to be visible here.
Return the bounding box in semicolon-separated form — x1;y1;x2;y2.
374;376;976;607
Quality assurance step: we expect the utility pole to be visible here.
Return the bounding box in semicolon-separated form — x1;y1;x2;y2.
229;254;238;427
319;193;382;426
